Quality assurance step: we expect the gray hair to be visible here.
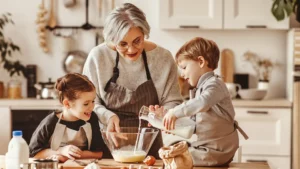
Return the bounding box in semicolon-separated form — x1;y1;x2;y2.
103;3;150;44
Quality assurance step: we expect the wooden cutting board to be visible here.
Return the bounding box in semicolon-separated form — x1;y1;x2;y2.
220;49;235;83
293;82;300;169
61;159;163;169
61;159;270;169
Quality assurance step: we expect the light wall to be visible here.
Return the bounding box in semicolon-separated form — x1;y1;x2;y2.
0;0;288;98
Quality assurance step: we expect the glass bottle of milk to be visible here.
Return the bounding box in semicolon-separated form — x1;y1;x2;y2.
139;106;195;139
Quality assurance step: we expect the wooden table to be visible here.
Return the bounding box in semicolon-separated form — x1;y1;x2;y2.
61;159;270;169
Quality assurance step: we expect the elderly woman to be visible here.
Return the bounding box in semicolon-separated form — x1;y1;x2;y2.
82;3;182;158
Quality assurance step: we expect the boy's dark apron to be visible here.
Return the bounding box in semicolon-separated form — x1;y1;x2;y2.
100;50;163;159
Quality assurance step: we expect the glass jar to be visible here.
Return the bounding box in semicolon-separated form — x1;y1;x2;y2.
7;79;22;99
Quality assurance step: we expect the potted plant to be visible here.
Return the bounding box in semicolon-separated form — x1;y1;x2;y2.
243;51;274;90
0;13;27;98
271;0;299;21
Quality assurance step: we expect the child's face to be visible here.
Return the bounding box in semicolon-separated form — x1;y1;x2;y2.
68;91;96;121
178;58;205;87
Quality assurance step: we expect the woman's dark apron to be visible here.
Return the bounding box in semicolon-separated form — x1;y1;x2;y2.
100;50;163;159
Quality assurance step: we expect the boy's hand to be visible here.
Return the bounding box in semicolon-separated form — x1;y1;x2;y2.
148;105;165;127
163;110;178;130
57;145;82;160
149;105;165;118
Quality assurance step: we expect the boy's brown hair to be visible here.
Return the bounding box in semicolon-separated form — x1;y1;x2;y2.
175;37;220;70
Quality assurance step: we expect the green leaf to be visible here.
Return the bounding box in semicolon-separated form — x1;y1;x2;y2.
0;12;26;77
10;71;15;77
272;0;286;21
284;0;293;15
3;15;8;23
1;51;6;58
10;43;20;51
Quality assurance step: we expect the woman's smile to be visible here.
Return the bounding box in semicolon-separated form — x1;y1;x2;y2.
126;52;139;58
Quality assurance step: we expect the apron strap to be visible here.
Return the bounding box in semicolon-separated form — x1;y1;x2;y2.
103;50;152;91
142;50;152;80
82;122;93;150
51;113;66;151
104;52;120;92
234;120;249;140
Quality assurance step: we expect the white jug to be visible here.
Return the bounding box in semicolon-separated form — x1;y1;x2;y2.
5;130;29;169
139;106;195;139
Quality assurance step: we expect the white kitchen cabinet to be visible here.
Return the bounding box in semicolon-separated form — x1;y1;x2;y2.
242;155;290;169
235;107;291;156
159;0;223;29
235;107;291;169
224;0;289;29
0;107;11;155
159;0;289;29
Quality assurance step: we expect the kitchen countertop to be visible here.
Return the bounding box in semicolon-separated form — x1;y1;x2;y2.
0;98;292;110
0;157;270;169
232;98;292;108
0;98;61;110
62;159;270;169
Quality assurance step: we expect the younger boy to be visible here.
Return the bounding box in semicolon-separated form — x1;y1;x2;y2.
162;37;248;166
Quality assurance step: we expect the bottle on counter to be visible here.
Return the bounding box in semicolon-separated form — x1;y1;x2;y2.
5;130;29;169
139;106;195;139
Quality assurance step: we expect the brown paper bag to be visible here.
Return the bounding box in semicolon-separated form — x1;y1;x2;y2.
158;141;193;169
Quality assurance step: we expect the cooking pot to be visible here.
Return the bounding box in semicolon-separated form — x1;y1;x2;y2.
34;78;57;99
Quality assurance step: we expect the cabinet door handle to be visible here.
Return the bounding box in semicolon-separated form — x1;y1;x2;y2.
247;110;268;114
179;25;200;29
294;71;300;77
246;25;267;28
246;159;268;163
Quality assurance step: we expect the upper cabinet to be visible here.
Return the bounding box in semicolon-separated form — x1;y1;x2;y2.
224;0;289;29
159;0;289;29
159;0;223;29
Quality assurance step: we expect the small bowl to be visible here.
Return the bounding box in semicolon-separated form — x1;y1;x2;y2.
238;89;267;100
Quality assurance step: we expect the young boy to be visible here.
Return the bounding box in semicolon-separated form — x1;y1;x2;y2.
160;37;248;166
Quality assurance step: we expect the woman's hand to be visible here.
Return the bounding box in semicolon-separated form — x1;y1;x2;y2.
107;115;120;133
107;115;127;147
163;110;178;130
57;145;82;160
